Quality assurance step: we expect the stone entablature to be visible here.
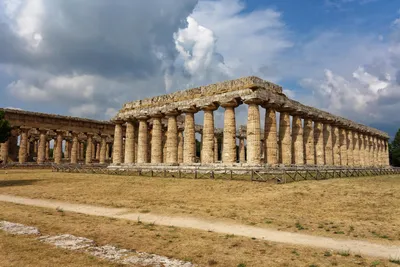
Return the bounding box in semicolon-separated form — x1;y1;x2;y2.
115;77;387;139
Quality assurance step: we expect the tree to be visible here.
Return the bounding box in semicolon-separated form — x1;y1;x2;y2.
391;128;400;167
0;110;11;143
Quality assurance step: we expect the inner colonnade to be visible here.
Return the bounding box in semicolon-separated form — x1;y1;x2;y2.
112;76;390;168
0;109;115;165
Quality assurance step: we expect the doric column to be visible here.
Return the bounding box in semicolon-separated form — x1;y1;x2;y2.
332;126;340;166
314;121;324;165
291;115;304;165
18;127;29;164
365;135;371;167
246;100;262;165
279;111;292;165
70;132;79;164
264;107;278;165
339;128;347;166
151;116;163;164
239;137;246;163
99;135;107;164
362;134;368;167
347;130;354;166
385;140;390;167
124;120;136;164
201;104;217;164
352;132;360;167
375;138;380;167
96;143;100;160
222;100;238;164
359;133;365;167
162;129;168;163
85;133;93;164
54;131;63;164
323;123;333;166
178;130;184;163
0;141;8;163
8;130;18;161
45;140;50;160
64;139;70;159
112;121;123;164
137;117;149;164
166;112;179;164
183;109;197;164
214;135;219;162
80;142;84;161
53;138;58;160
37;130;47;164
303;118;315;165
91;142;96;160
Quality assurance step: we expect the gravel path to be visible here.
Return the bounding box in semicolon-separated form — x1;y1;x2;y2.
1;194;399;259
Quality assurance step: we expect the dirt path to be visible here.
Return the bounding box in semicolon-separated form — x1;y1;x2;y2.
1;194;399;259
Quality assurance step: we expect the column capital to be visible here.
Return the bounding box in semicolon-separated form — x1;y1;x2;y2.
150;113;164;118
136;115;149;121
243;98;263;105
200;103;219;111
220;99;239;108
37;128;49;133
182;106;199;113
111;119;125;124
165;110;180;117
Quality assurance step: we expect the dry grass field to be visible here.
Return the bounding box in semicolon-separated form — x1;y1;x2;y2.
1;201;399;267
0;170;399;245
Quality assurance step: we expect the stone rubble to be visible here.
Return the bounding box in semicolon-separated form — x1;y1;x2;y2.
0;220;195;267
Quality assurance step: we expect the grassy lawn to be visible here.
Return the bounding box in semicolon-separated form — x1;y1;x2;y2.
1;202;398;267
0;169;399;245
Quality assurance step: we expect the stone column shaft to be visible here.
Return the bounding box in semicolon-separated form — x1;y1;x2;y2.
137;119;148;164
64;141;70;158
323;124;333;166
303;119;315;165
214;136;219;162
339;128;347;166
201;109;215;164
178;130;184;163
264;108;278;165
183;112;196;164
291;116;304;165
151;117;163;164
332;126;340;166
314;121;324;165
18;128;29;164
37;131;47;164
96;143;100;160
0;141;8;163
99;136;107;164
166;114;178;164
223;105;237;164
359;134;365;167
347;130;354;166
124;121;136;164
85;134;93;164
112;123;123;164
279;112;291;165
70;134;79;164
247;102;261;165
353;132;360;167
54;132;63;164
239;138;246;163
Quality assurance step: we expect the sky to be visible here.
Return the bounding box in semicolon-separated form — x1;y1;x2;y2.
0;0;399;137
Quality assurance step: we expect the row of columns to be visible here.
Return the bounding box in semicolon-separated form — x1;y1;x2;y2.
0;128;113;165
112;101;390;167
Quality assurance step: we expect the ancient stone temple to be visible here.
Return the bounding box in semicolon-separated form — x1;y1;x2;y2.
0;109;115;165
112;76;390;167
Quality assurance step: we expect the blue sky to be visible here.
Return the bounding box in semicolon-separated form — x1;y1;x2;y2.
0;0;399;137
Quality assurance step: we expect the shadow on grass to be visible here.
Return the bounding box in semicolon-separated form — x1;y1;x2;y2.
0;179;42;187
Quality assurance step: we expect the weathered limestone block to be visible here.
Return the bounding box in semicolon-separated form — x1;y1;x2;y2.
178;130;184;163
332;126;340;166
246;101;261;165
0;141;9;163
291;116;304;165
151;117;163;164
85;134;93;164
264;108;278;165
18;128;29;164
222;102;238;164
201;108;216;164
125;121;136;164
239;137;246;163
99;135;107;164
314;121;324;165
37;130;47;164
112;123;123;164
303;118;315;165
339;128;347;166
323;124;333;166
166;114;178;164
137;119;149;164
347;130;354;166
54;131;63;164
70;133;79;164
279;112;291;165
183;111;196;164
